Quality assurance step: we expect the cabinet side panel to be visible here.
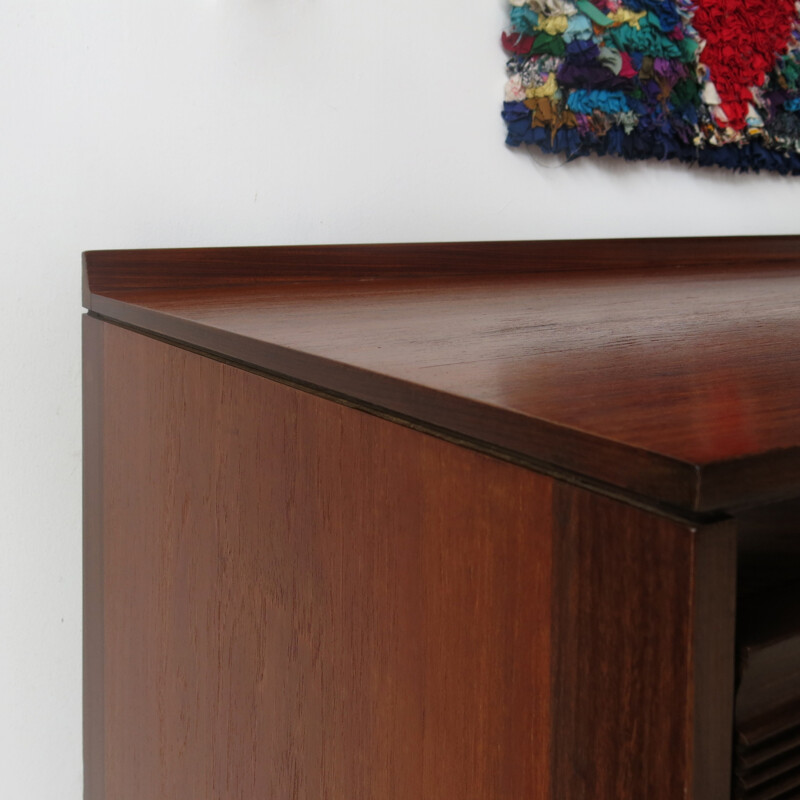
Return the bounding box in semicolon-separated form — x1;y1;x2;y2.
83;315;105;800
100;323;555;800
550;484;735;800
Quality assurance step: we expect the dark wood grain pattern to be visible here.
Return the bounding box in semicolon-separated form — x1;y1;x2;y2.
99;323;554;800
85;238;800;513
82;315;104;800
693;517;738;799
83;235;800;299
89;321;737;800
550;483;736;800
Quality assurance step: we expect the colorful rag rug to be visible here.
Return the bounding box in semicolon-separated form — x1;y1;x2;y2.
502;0;800;174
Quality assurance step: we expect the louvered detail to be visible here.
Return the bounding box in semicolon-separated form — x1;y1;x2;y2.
735;703;800;799
734;583;800;800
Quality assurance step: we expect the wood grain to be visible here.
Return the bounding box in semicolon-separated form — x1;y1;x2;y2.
82;236;800;299
692;517;738;800
83;237;800;514
89;321;738;799
550;483;736;800
100;322;554;800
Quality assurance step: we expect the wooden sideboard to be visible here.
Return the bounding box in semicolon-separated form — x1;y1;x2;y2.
83;238;800;800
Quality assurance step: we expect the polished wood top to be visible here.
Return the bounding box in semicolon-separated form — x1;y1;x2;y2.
83;237;800;515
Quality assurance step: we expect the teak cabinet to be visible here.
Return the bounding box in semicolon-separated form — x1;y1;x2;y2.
83;238;800;800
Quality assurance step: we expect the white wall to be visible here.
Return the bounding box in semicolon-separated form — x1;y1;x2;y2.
1;1;799;797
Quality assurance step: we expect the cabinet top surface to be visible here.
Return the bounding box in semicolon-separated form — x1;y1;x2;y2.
83;236;800;515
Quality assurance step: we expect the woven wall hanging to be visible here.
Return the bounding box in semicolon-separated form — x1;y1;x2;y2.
502;0;800;174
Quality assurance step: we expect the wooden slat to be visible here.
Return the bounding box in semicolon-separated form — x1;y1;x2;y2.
737;749;800;792
739;726;800;769
739;767;800;800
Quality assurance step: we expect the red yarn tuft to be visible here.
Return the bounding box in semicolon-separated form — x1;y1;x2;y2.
692;0;795;129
